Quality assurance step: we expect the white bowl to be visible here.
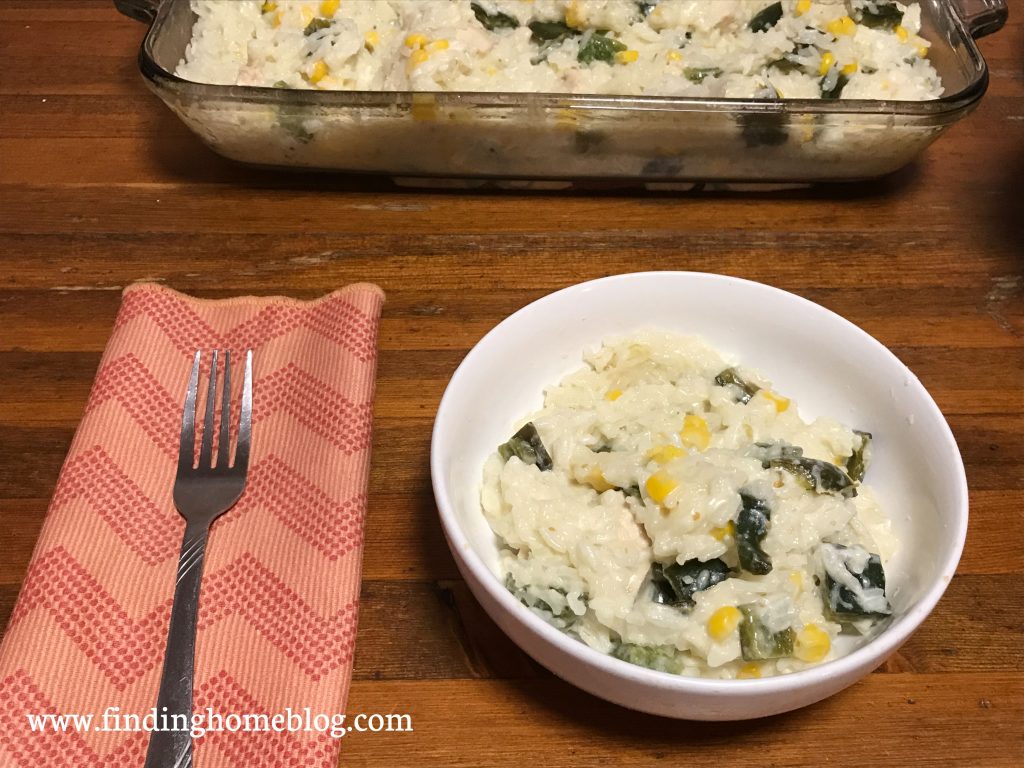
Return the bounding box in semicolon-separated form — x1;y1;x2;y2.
430;272;967;720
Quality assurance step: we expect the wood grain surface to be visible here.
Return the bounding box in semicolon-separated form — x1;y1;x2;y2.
1;2;1022;766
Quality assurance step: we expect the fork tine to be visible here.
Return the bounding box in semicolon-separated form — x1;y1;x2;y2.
177;351;201;474
217;350;232;468
198;350;219;469
234;350;253;472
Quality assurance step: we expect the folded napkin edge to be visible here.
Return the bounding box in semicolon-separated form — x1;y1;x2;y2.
122;281;386;308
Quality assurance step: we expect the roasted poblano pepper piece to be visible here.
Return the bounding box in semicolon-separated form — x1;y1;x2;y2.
498;422;553;471
752;441;804;467
753;441;857;497
684;66;723;84
820;543;892;622
529;20;575;43
749;1;784;33
846;430;873;483
471;2;519;30
578;33;627;64
771;456;857;498
303;17;332;36
612;642;686;674
649;564;677;605
736;492;773;575
857;2;903;29
739;605;795;661
715;367;761;403
821;72;851;99
650;558;731;609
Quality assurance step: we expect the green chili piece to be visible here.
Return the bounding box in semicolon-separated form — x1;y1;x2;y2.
736;492;772;575
498;422;553;471
650;559;731;609
749;2;784;33
858;3;903;30
303;17;332;36
578;33;627;65
739;605;794;661
471;2;519;30
715;367;760;403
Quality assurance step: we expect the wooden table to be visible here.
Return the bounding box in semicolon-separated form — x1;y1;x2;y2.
2;2;1022;766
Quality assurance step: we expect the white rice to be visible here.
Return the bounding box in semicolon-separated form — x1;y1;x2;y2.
480;330;899;679
178;0;943;100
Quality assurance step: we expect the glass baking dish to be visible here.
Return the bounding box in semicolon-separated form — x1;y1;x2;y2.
117;0;1007;184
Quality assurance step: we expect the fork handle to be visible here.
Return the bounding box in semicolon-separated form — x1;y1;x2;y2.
144;520;210;768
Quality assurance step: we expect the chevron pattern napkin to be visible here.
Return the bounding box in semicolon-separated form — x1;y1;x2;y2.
0;283;385;767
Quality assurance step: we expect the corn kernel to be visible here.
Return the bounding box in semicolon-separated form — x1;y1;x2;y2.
307;60;329;84
826;15;857;37
364;30;380;49
647;444;686;465
616;50;640;64
760;390;790;413
842;62;859;76
407;49;430;69
794;624;831;663
788;571;804;590
710;521;735;541
680;414;711;451
271;10;282;27
429;39;450;51
565;0;582;28
707;606;742;641
261;1;277;12
917;44;929;57
737;662;761;679
645;470;679;505
795;0;811;16
585;466;615;493
319;0;339;17
301;5;314;25
667;50;683;62
819;51;835;76
605;388;623;401
895;25;909;42
405;33;428;49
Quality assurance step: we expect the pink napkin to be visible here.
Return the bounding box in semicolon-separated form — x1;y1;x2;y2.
0;283;385;767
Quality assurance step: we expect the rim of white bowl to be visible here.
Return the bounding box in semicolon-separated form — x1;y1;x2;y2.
431;271;968;697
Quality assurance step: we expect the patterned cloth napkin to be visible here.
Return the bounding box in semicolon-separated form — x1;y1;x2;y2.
0;283;385;767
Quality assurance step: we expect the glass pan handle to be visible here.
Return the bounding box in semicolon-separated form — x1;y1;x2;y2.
113;0;161;24
952;0;1008;39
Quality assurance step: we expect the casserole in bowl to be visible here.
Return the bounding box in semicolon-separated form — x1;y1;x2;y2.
430;272;968;718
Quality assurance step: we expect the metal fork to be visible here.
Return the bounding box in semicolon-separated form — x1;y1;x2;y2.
144;350;253;768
